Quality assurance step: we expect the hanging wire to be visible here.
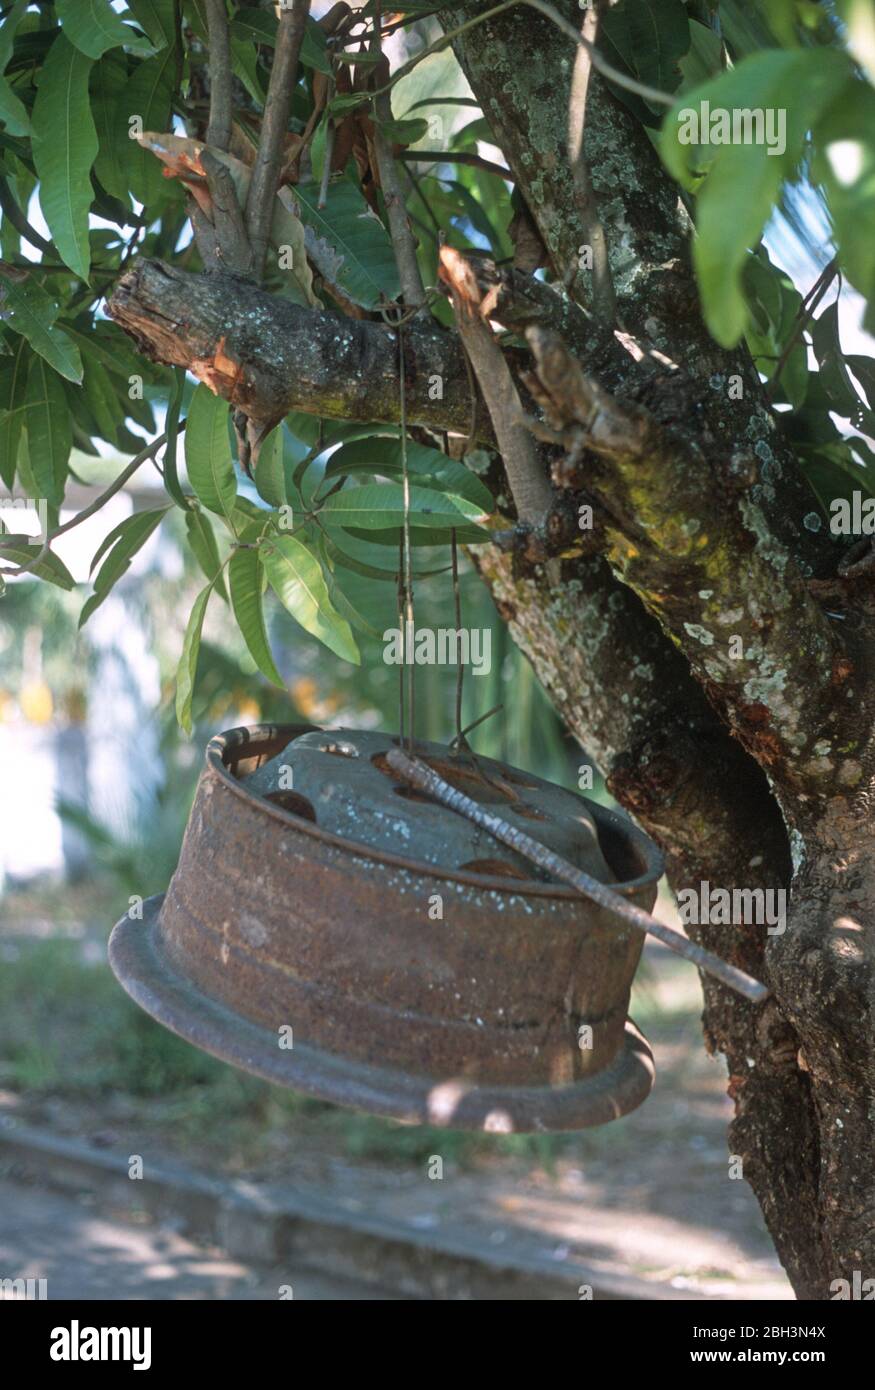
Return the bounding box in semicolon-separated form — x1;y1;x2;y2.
397;317;415;753
451;529;464;747
397;534;406;750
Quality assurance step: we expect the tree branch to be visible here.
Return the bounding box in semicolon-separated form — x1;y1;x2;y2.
107;259;489;441
205;0;233;151
369;16;426;311
245;0;310;281
567;4;616;324
439;245;551;528
524;326;841;799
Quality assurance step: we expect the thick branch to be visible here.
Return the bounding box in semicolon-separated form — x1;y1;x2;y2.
525;326;840;800
107;260;487;440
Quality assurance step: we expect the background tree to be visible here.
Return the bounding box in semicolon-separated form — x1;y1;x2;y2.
1;0;874;1300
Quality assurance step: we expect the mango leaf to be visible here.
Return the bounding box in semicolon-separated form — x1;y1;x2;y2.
0;272;83;384
661;48;851;345
127;0;176;49
56;0;154;59
80;506;168;626
810;301;860;417
323;437;494;513
293;178;400;310
318;482;489;532
229;10;330;73
0;535;75;589
812;80;875;334
0;335;30;487
118;48;177;205
0;77;28;137
176;578;214;733
376;117;429;145
261;533;359;664
0;0;30;135
24;355;71;507
600;0;691;116
229;546;284;687
184;506;228;601
90;51;131;203
253;426;286;508
31;34;98;281
184;385;237;522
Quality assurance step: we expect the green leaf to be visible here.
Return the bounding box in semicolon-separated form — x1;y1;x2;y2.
0;535;75;589
31;34;98;281
118;47;176;205
323;437;495;513
0;0;31;135
229;546;284;687
601;0;691;116
56;0;154;59
810;301;860;417
0;76;29;137
91;51;131;203
127;0;176;49
0;0;29;68
301;18;331;75
812;79;875;333
184;505;228;601
293;178;401;310
318;482;489;532
184;385;237;522
228;10;329;72
253;426;287;508
0;335;29;488
0;272;83;383
175;578;213;733
660;48;851;345
261;533;359;665
24;355;71;507
80;506;168;626
376;117;429;145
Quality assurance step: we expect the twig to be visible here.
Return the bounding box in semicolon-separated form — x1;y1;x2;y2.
386;747;770;1004
567;6;616;325
205;0;233;151
439;245;551;528
370;4;426;311
0;428;180;579
398;150;514;181
0;177;54;256
245;0;311;281
767;255;839;401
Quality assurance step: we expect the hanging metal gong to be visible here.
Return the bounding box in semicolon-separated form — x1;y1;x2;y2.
109;723;665;1133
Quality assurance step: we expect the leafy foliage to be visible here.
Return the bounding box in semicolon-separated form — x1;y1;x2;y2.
0;0;872;728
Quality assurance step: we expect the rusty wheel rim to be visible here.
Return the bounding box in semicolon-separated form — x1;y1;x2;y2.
109;894;655;1132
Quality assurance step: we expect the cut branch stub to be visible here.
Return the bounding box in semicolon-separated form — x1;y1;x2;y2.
107;259;490;448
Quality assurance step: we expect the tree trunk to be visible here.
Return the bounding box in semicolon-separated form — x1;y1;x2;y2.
107;0;875;1299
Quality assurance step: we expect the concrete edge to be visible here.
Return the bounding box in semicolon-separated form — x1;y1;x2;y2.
0;1116;703;1301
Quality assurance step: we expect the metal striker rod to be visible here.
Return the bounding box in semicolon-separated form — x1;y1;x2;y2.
386;748;770;1005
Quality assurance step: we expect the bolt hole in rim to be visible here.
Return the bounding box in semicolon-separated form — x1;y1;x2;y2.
108;724;664;1131
223;725;662;896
